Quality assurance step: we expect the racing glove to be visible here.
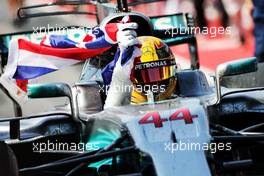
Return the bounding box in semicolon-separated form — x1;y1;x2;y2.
102;15;139;46
116;23;138;49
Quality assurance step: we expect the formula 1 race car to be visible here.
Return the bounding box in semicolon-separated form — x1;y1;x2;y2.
1;0;264;176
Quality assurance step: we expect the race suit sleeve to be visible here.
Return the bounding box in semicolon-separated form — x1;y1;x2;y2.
104;46;141;108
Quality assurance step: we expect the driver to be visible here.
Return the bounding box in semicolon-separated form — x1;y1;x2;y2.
86;35;177;171
104;36;177;108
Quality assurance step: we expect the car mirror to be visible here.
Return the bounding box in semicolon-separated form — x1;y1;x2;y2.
27;83;79;122
215;57;258;104
27;83;72;99
216;57;257;78
17;1;96;20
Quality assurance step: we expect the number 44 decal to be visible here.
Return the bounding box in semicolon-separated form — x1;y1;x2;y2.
138;108;198;128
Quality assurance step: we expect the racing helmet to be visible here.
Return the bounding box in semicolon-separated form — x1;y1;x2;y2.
131;36;177;104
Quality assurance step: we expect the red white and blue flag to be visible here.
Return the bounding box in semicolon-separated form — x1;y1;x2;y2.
0;20;123;101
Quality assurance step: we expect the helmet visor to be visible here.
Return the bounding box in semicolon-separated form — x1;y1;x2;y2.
132;59;176;84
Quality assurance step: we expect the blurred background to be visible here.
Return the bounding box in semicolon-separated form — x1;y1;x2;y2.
0;0;255;117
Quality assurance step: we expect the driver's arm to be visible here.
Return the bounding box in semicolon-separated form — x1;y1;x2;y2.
104;28;141;109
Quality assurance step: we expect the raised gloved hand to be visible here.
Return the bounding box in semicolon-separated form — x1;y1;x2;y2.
114;16;140;81
103;16;141;108
116;22;139;49
101;15;139;47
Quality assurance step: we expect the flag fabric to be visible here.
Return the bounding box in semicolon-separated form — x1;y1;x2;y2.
102;46;135;86
0;20;123;102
